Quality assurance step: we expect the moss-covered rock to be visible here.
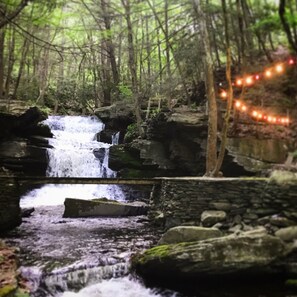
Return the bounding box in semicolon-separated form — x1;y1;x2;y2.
132;234;291;284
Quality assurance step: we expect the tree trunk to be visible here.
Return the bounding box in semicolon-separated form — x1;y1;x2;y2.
192;0;217;175
5;26;15;101
279;0;297;53
213;0;233;177
0;29;5;99
121;0;144;137
13;38;29;99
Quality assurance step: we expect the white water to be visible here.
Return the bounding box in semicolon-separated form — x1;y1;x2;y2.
21;116;124;207
61;277;176;297
14;115;178;297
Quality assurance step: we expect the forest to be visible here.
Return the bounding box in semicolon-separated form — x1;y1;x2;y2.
0;0;297;175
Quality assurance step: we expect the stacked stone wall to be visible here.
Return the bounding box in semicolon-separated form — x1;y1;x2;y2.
149;177;297;229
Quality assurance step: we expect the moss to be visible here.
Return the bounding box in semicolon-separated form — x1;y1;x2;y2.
14;290;30;297
0;284;16;297
285;279;297;288
132;244;172;267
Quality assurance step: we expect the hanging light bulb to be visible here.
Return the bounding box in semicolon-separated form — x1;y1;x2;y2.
265;70;272;77
220;90;227;98
275;64;284;73
241;105;247;112
289;58;295;65
235;101;241;108
236;79;243;86
252;110;258;117
255;74;260;80
257;113;263;119
245;76;253;85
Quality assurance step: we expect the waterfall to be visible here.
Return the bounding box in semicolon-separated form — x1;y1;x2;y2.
112;131;120;145
21;116;124;207
12;116;178;297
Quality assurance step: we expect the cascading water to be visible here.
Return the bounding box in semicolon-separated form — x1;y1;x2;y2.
4;115;178;297
21;116;124;208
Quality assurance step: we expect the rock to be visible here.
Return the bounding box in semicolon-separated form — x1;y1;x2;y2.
132;234;290;283
63;198;148;218
275;226;297;242
201;210;227;227
21;207;35;218
209;202;231;211
269;215;296;227
269;170;297;186
0;241;29;296
158;226;222;245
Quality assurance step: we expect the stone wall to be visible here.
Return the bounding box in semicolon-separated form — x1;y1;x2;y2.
149;177;297;229
0;177;21;233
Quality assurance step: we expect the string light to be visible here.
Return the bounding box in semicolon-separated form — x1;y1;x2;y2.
275;64;284;73
235;100;290;125
220;90;227;98
245;76;253;85
265;69;272;77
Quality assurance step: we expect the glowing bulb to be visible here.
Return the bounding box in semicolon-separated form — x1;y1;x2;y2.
241;105;247;112
272;117;277;123
275;64;283;73
252;111;258;117
236;79;243;86
235;101;241;108
221;91;227;98
265;70;272;77
255;75;260;80
258;114;263;119
289;59;294;65
245;77;253;85
285;118;290;123
267;116;272;122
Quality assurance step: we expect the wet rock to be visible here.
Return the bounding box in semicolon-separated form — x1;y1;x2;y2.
275;226;297;242
133;234;290;283
201;210;227;227
21;208;35;218
158;226;222;245
63;198;148;218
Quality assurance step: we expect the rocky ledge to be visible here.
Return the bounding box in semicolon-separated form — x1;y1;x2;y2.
0;107;52;176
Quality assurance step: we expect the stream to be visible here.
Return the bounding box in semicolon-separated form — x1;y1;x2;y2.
4;116;176;297
3;116;294;297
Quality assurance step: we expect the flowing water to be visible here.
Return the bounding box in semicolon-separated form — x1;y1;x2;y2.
4;115;176;297
4;116;291;297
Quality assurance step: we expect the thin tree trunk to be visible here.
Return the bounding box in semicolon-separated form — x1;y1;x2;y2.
5;26;15;100
213;0;233;177
147;0;191;104
13;39;29;98
279;0;297;53
121;0;144;137
0;29;5;99
192;0;217;175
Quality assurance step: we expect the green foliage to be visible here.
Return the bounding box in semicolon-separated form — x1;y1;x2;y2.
124;123;139;143
118;83;133;101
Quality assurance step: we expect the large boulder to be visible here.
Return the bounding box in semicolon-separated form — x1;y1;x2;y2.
158;226;222;245
132;234;291;283
63;198;148;218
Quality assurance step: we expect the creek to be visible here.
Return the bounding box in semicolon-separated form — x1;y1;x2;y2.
3;116;293;297
4;116;177;297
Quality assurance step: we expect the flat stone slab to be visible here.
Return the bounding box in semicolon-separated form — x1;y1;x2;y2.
63;198;148;218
